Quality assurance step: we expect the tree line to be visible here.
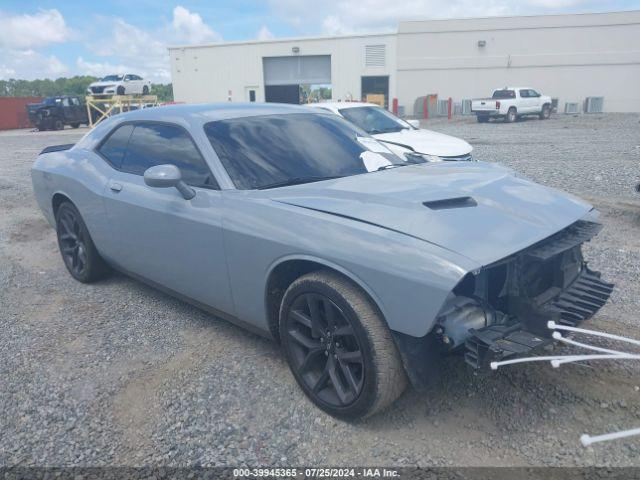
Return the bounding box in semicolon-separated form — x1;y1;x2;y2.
0;76;174;102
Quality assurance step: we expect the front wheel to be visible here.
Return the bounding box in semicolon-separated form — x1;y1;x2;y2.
142;85;149;95
539;104;551;120
280;271;407;419
116;86;125;95
53;118;64;130
55;202;110;283
70;123;80;129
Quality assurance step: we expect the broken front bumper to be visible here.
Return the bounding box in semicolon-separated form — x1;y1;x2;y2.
464;265;614;370
436;219;614;371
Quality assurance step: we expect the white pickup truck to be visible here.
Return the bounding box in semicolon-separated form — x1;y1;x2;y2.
471;87;552;123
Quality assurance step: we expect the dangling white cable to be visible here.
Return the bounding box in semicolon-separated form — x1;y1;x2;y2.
581;428;640;446
550;353;640;368
548;321;640;348
551;331;627;355
491;355;585;370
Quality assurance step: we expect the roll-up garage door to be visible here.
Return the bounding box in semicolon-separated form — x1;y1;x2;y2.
263;55;331;86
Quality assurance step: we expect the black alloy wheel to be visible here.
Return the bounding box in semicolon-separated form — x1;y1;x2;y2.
57;207;89;277
280;271;407;419
55;202;109;283
285;293;364;407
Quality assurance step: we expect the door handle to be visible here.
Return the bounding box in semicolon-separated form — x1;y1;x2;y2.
110;182;123;192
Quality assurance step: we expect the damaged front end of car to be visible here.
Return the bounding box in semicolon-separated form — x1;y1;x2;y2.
432;219;614;371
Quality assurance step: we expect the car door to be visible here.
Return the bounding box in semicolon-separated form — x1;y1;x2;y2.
69;97;84;124
528;89;543;112
518;89;534;113
99;121;235;315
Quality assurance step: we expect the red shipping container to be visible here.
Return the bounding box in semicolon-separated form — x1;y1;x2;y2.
0;97;44;130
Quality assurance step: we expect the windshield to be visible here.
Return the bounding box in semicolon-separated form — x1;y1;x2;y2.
101;75;123;82
492;90;515;99
338;106;412;135
204;113;405;190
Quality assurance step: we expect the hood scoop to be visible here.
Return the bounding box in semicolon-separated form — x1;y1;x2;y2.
423;196;477;210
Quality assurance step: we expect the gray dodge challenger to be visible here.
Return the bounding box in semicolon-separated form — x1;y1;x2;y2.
31;103;613;419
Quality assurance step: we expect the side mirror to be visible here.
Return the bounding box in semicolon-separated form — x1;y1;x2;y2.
143;164;195;200
407;119;420;129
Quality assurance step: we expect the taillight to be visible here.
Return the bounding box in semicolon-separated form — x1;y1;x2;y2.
496;101;501;109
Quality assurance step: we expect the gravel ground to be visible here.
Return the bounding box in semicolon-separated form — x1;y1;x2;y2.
1;114;640;468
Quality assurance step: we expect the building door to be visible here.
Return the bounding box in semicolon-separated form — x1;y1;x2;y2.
245;86;258;102
265;85;300;104
361;76;389;109
263;55;331;104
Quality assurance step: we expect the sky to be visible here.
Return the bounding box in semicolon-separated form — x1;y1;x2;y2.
1;0;638;83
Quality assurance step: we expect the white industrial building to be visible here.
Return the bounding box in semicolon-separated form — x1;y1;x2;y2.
169;10;640;114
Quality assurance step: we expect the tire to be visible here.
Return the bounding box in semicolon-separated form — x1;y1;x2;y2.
117;86;125;95
505;107;517;123
53;118;64;130
55;202;110;283
70;123;80;129
539;104;551;120
142;85;149;95
477;115;489;123
279;271;407;420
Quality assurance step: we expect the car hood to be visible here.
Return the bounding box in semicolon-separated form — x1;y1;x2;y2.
268;162;592;267
373;129;472;157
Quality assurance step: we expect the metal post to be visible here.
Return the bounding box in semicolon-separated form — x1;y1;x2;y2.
423;97;428;120
448;97;452;120
392;98;398;115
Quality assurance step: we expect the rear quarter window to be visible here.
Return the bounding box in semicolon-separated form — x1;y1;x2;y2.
97;124;134;168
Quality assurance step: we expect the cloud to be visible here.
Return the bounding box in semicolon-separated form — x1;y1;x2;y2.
257;25;275;40
0;49;68;80
172;6;222;44
527;0;589;7
0;9;72;49
80;6;221;82
268;0;602;34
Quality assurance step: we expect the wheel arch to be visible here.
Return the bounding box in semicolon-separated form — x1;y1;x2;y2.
52;192;73;217
264;255;389;342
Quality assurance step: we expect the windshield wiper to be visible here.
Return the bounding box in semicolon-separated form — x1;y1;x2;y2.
257;176;342;190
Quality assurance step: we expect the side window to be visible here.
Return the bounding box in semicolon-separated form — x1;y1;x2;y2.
519;89;529;98
62;98;70;106
124;74;132;81
98;124;134;168
71;97;80;106
121;123;218;189
529;89;540;97
133;75;142;80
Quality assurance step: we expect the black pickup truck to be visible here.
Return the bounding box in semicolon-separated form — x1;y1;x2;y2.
27;96;88;131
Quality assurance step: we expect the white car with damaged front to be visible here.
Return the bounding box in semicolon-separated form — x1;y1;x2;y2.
307;102;474;162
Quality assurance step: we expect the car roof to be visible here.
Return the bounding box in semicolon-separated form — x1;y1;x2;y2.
307;101;379;111
114;102;323;124
494;87;532;90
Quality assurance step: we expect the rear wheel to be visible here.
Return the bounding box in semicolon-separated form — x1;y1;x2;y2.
280;271;407;419
477;115;489;123
142;85;149;95
505;107;517;123
539;104;551;120
55;202;110;283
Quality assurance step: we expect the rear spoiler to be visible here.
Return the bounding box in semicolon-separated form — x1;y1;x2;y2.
40;144;74;155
